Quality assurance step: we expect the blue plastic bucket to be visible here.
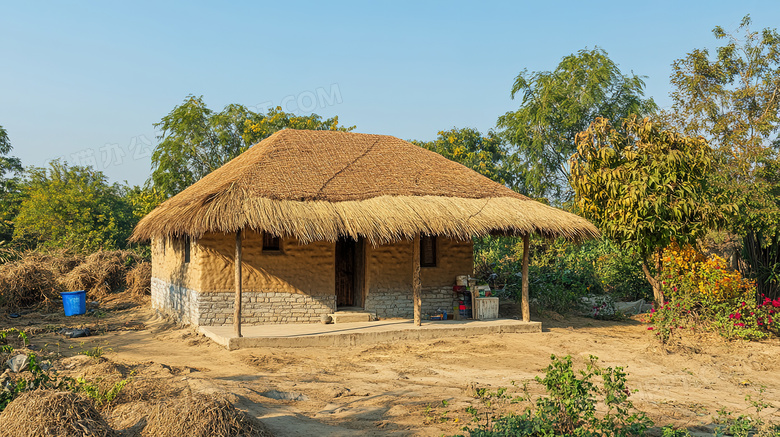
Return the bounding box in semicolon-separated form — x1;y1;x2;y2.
61;290;87;316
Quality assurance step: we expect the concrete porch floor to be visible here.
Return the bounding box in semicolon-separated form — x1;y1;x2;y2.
199;318;542;350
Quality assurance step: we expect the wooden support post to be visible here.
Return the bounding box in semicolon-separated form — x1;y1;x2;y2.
413;233;421;327
234;230;243;338
521;234;530;323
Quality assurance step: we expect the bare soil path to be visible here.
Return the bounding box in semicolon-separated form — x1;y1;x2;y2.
5;297;780;436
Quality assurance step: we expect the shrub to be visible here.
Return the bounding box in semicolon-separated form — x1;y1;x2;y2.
474;236;651;314
459;355;652;437
649;243;779;342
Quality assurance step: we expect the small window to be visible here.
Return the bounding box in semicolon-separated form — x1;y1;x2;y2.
183;236;191;263
421;235;437;267
263;233;281;251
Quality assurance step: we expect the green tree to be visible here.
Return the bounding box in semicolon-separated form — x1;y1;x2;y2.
498;48;657;202
126;184;166;222
151;95;354;197
0;126;23;242
667;15;780;297
13;161;134;252
412;127;520;189
570;116;726;305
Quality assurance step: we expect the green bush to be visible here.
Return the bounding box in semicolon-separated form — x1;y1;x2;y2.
474;236;651;314
459;355;652;437
649;243;780;342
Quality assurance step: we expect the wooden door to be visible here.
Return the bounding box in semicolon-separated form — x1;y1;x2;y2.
335;238;356;307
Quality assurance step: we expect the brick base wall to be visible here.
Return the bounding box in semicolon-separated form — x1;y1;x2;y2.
152;277;456;325
151;277;336;326
197;292;335;325
365;287;455;319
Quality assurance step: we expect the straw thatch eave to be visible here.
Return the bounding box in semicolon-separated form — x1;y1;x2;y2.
130;193;598;245
130;129;599;244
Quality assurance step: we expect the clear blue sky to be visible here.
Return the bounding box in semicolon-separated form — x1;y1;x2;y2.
2;1;779;186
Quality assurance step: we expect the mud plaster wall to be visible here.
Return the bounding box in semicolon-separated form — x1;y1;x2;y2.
364;238;473;318
195;231;335;296
150;237;200;290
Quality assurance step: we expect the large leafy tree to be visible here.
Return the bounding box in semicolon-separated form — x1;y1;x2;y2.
13;161;134;252
412;127;521;190
498;48;657;202
667;15;780;296
0;125;23;242
151;95;354;197
570;116;726;305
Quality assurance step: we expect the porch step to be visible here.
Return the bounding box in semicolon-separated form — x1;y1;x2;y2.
330;310;375;324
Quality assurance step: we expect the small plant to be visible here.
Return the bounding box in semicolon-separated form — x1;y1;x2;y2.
710;386;780;437
0;351;128;412
661;425;692;436
79;345;108;359
65;377;129;408
0;328;28;349
457;355;652;437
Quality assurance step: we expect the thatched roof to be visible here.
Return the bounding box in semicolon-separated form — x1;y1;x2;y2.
131;129;598;244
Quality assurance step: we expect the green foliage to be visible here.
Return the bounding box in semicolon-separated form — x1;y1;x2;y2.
151;95;354;197
474;236;650;315
0;351;128;412
668;16;780;297
742;232;780;300
459;355;652;437
650;287;779;343
12;161;134;252
571;116;725;304
497;48;656;201
0;353;54;411
126;184;166;222
0;125;23;243
660;425;692;437
412;127;520;189
65;377;128;408
713;387;779;437
79;345;107;359
649;243;778;342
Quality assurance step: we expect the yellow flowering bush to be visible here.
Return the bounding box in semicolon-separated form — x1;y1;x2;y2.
661;243;754;304
649;242;777;342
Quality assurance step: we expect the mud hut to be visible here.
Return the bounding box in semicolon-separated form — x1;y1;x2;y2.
131;129;598;335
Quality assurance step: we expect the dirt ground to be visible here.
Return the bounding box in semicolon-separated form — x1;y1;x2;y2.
3;294;779;436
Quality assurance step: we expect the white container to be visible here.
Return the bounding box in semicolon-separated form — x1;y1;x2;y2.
456;275;469;286
475;297;499;320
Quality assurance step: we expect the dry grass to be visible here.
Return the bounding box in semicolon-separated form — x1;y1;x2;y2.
0;390;117;437
24;250;86;275
0;250;147;310
0;256;62;311
131;129;599;244
126;262;151;296
141;393;272;437
63;251;141;299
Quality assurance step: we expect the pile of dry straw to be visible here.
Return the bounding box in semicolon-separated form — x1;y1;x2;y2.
0;390;271;437
0;250;151;311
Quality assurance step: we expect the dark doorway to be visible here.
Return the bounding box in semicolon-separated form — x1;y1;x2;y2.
335;237;363;308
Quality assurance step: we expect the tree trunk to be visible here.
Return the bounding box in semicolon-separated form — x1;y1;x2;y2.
641;261;663;307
